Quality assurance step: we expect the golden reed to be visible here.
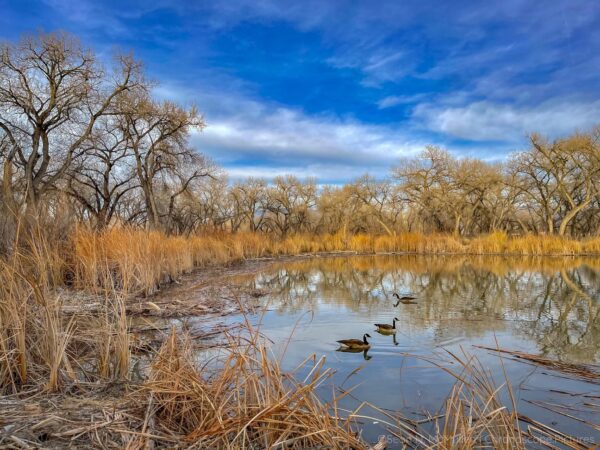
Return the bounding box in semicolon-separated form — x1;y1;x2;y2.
71;228;600;295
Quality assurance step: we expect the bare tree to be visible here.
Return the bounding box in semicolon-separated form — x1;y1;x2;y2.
263;176;317;236
229;178;268;232
349;175;403;235
0;32;142;217
117;93;204;229
511;129;600;236
67;118;138;229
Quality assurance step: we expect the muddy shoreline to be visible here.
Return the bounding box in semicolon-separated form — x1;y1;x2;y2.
115;252;371;318
117;249;600;319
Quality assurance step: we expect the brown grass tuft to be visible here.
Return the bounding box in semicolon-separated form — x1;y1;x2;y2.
142;324;366;448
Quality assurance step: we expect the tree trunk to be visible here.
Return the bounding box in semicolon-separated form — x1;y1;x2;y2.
453;214;461;237
141;182;160;229
558;201;591;236
547;217;554;234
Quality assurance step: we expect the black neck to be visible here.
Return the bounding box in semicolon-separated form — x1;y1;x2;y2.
363;334;369;344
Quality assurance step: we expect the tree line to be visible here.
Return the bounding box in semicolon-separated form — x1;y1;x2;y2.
1;33;599;250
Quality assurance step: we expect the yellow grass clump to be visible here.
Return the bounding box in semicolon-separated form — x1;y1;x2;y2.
0;228;77;393
139;324;365;449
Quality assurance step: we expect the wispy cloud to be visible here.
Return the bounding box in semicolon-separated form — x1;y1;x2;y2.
377;94;428;109
413;100;600;142
4;0;600;181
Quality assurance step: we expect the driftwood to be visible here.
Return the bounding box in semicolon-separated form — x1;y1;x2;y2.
476;346;600;384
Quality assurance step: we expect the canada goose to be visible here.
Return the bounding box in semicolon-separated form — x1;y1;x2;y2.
393;293;418;306
337;333;371;349
374;317;399;332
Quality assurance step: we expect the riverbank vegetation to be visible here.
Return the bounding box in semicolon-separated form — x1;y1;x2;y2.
1;32;600;448
2;33;600;255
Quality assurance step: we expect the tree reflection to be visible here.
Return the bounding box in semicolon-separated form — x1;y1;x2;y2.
240;256;600;363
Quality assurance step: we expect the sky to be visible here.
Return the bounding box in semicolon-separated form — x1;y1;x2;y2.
1;0;600;183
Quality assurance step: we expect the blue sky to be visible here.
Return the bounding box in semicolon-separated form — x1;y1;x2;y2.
2;0;600;183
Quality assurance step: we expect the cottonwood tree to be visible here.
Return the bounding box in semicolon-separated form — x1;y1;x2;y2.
67;118;138;229
348;175;403;235
228;178;268;232
161;153;216;233
510;129;600;236
116;93;205;229
508;147;562;234
394;147;521;236
0;32;142;217
315;185;361;234
263;176;317;236
179;175;230;232
394;147;463;235
452;158;507;234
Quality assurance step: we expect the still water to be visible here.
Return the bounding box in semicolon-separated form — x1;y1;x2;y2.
195;255;600;446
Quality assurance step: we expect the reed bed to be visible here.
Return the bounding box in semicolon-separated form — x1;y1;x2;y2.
70;227;600;296
0;228;74;394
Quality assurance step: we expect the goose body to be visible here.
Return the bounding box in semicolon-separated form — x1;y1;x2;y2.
337;333;371;349
374;317;399;332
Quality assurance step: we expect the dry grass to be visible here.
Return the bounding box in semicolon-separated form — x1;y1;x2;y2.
138;323;366;449
381;347;597;450
476;346;600;384
70;227;600;296
0;224;133;394
72;228;268;295
3;226;600;391
0;225;74;394
0;292;593;449
431;350;524;450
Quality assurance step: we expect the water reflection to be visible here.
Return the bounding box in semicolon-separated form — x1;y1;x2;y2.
375;330;399;346
238;255;600;363
224;255;600;445
336;347;372;360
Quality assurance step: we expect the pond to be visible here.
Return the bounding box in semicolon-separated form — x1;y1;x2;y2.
185;255;600;447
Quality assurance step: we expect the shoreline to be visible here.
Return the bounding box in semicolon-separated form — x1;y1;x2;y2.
2;252;599;448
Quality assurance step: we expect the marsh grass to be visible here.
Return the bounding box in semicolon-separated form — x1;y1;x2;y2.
70;227;600;296
139;322;366;448
1;226;599;447
431;350;524;450
0;301;592;448
0;224;74;394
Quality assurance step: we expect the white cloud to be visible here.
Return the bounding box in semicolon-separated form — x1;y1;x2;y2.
413;100;600;141
180;90;425;181
225;164;379;182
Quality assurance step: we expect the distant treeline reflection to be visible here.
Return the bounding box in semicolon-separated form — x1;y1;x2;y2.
240;256;600;363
